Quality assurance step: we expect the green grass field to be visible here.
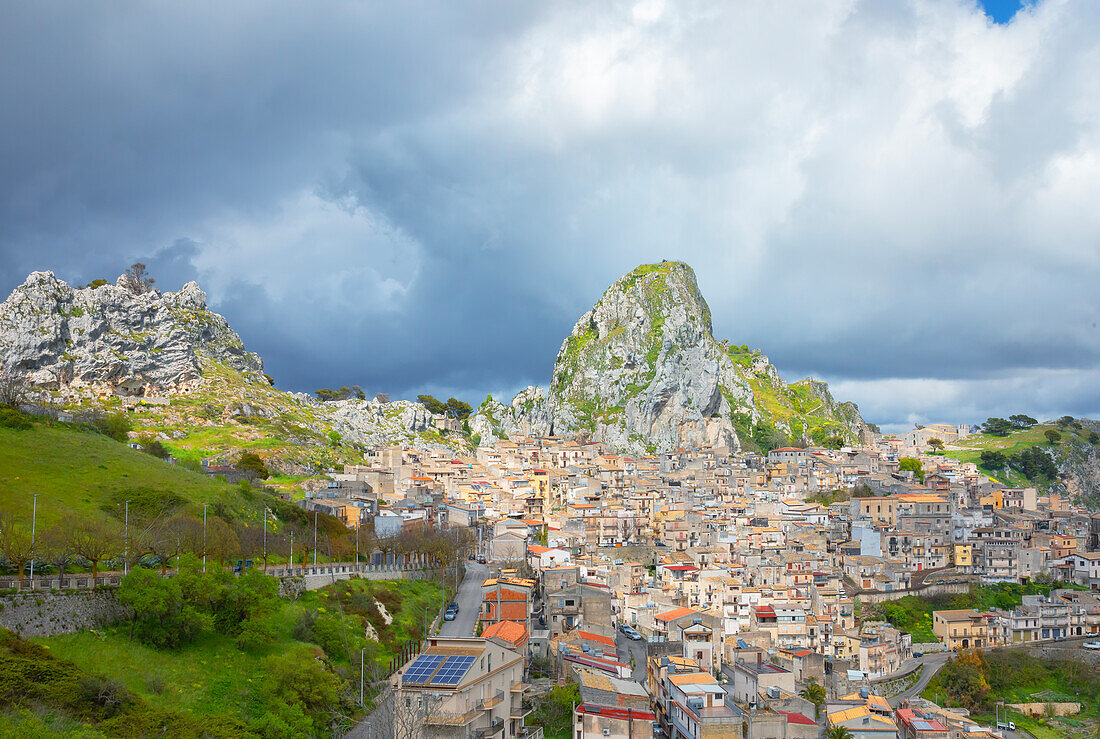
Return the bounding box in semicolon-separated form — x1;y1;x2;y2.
0;422;249;526
37;577;443;731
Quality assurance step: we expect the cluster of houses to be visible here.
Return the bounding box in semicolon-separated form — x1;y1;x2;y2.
284;430;1100;739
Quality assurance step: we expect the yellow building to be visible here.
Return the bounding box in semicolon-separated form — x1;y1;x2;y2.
932;609;990;650
953;544;972;568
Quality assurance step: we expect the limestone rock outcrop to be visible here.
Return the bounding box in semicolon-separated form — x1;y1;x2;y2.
472;262;868;454
0;271;263;395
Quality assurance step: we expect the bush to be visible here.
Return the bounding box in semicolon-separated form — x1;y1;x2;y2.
0;407;32;430
77;675;131;717
90;413;132;442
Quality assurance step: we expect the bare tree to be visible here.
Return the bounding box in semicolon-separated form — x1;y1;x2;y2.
0;518;34;586
68;515;122;579
121;262;155;294
0;372;28;408
364;683;445;739
40;524;77;579
374;392;390;404
205;516;240;566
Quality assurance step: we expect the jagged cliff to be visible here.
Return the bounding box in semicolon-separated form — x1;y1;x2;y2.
471;262;868;454
0;272;454;470
0;271;263;394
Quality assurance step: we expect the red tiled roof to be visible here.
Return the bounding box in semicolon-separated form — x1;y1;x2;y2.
578;704;655;721
482;620;528;647
578;630;617;648
780;712;817;726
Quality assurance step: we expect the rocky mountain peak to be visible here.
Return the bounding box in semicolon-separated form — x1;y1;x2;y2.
472;261;869;454
0;271;263;396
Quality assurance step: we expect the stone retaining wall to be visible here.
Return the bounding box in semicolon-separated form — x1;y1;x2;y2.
1008;702;1081;717
0;589;130;638
855;581;969;605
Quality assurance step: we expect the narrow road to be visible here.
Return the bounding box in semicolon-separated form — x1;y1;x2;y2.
438;562;487;637
889;652;951;707
615;629;649;682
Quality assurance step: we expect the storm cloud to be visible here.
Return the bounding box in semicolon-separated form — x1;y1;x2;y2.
1;0;1098;430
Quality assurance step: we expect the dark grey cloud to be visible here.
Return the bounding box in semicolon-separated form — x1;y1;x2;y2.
1;0;1099;428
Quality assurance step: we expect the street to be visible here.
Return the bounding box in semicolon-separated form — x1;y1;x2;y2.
615;628;649;682
438;561;487;637
888;651;951;707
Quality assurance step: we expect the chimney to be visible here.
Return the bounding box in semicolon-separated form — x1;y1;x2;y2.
757;651;762;665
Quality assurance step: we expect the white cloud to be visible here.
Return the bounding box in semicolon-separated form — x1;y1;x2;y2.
3;0;1100;424
189;191;422;314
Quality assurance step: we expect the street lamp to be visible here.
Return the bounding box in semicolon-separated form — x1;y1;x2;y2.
29;493;39;587
262;507;268;572
122;500;130;576
202;503;209;573
313;510;318;567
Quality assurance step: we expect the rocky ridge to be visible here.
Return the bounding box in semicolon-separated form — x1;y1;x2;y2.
0;272;456;469
0;271;263;395
471;262;868;454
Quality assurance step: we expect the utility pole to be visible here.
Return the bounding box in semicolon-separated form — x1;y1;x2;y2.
360;647;365;707
262;507;267;571
313;511;318;567
290;531;294;573
123;500;130;576
355;521;360;570
29;493;39;587
202;503;208;573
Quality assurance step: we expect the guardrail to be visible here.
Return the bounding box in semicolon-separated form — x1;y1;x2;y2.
0;561;440;592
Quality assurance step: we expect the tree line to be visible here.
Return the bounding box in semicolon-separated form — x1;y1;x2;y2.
0;501;475;587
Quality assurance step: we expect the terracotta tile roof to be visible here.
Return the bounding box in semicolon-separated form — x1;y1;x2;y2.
655;607;698;622
482;620;528;646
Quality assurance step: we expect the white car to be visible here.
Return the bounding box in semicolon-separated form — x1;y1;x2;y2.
1083;641;1100;650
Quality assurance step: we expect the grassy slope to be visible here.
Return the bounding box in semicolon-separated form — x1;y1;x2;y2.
943;423;1095;487
0;422;251;526
921;650;1100;739
38;578;443;729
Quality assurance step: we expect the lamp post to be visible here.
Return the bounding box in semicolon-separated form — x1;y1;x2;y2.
262;507;267;572
313;511;318;567
360;647;365;707
29;493;39;587
355;521;360;570
202;503;208;573
290;531;294;573
123;500;130;576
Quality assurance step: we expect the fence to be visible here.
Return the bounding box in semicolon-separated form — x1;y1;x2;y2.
0;561;439;593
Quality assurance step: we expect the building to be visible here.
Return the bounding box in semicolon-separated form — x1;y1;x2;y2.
931;609;990;650
394;636;532;738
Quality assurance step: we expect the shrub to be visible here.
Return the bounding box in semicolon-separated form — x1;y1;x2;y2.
77;675;131;717
90;413;132;442
0;407;32;430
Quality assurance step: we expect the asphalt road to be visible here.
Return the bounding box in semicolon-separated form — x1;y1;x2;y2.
615;628;649;682
438;561;487;637
889;652;952;707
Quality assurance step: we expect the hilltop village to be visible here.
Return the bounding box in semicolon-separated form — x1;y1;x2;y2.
296;423;1100;739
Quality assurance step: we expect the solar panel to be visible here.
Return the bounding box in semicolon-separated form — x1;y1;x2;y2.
402;655;446;685
430;655;476;686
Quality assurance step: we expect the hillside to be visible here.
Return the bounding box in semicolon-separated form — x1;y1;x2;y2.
472;261;868;454
943;418;1100;499
0;271;470;474
0;418;284;528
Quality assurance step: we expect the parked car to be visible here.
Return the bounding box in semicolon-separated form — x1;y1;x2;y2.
477;556;486;564
443;610;456;622
913;651;923;658
447;602;459;614
1083;642;1100;650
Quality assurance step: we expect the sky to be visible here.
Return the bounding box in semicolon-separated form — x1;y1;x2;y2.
1;0;1098;432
